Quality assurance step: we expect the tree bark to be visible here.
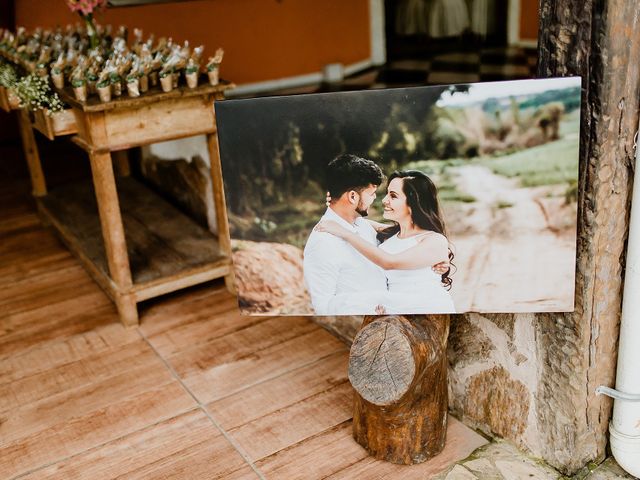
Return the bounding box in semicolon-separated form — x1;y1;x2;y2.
350;314;450;464
535;0;640;473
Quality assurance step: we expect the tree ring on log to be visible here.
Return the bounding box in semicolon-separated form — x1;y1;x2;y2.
348;318;415;406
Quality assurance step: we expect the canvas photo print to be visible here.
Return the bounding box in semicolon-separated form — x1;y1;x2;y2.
216;78;581;316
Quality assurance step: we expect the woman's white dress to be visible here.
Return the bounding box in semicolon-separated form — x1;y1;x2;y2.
332;233;456;315
377;233;456;314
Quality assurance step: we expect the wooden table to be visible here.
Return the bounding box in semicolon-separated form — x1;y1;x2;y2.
4;82;235;326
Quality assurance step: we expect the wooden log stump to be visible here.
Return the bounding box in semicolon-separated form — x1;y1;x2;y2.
349;314;450;464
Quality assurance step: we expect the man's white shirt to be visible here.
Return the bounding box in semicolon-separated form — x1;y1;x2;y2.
303;208;387;315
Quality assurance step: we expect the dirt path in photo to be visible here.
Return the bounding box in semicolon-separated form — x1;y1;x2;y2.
445;164;576;313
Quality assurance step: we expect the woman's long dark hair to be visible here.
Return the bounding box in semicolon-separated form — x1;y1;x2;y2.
376;170;455;289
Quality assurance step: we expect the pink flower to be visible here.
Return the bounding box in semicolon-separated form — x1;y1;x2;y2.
65;0;107;16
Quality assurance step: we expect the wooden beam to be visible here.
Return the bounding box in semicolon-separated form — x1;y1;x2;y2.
533;0;640;474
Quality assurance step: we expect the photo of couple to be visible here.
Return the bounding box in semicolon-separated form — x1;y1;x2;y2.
215;78;580;316
304;154;455;315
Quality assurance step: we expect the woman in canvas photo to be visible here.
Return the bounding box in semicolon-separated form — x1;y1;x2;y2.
316;170;456;314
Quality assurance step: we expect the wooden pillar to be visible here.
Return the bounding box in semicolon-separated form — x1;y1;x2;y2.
532;0;640;473
208;99;236;293
17;109;46;197
350;314;450;464
88;151;138;326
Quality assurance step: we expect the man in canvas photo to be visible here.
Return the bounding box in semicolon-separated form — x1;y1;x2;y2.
304;154;455;315
303;154;386;315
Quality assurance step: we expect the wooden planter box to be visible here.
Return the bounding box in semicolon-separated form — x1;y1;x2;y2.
0;86;21;112
32;108;78;140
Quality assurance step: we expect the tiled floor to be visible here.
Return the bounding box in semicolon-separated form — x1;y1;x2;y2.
267;45;538;97
0;171;488;479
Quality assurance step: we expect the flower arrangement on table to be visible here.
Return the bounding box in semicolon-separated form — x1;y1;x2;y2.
0;12;226;107
0;57;63;113
206;48;224;86
65;0;107;50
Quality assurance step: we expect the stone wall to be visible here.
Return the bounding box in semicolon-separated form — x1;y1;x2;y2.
447;314;537;449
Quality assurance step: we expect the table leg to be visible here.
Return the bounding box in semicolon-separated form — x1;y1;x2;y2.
207;131;236;294
17;109;47;197
88;150;139;326
115;293;138;327
113;150;131;177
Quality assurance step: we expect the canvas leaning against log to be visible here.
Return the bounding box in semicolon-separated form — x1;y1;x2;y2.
215;78;581;316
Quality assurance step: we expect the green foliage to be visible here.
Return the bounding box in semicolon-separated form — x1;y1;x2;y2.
0;58;63;113
559;108;581;137
482;97;501;114
432;116;467;159
439;190;477;203
519;86;581;112
404;158;476;203
419;106;472;160
14;72;64;113
0;59;18;87
564;179;578;204
477;137;579;188
369;102;431;163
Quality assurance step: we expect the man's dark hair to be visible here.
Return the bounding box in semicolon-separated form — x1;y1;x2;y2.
325;154;384;199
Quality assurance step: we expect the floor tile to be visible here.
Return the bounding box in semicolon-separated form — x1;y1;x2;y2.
138;285;237;336
342;70;381;85
0;332;149;411
256;422;368;479
18;410;252;480
479;64;532;77
143;293;266;357
226;381;353;462
376;69;430;84
433;52;481;64
0;295;117;358
207;350;349;430
221;465;263;480
0;322;197;478
389;59;432;71
0;263;104;317
324;417;488;479
167;317;346;404
428;72;481;84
